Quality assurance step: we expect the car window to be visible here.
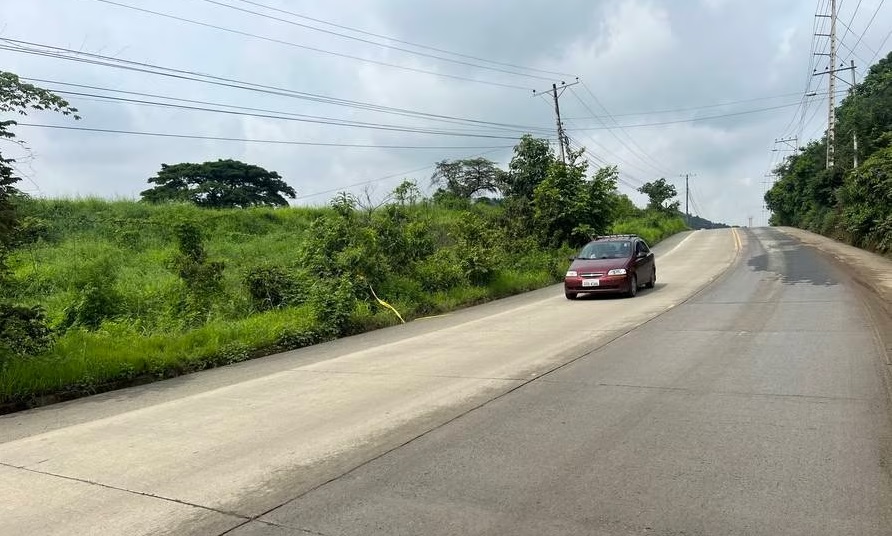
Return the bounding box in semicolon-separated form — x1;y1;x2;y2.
579;241;631;259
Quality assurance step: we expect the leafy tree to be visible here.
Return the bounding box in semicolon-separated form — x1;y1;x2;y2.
765;50;892;249
0;72;78;361
141;159;296;208
1;72;79;258
392;179;422;206
533;152;618;247
611;192;641;220
837;146;892;252
431;157;504;199
638;178;679;212
502;135;555;199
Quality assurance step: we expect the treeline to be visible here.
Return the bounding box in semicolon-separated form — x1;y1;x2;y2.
765;52;892;253
0;74;687;409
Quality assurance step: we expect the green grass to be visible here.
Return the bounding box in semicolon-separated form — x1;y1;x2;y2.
611;214;688;245
1;198;685;410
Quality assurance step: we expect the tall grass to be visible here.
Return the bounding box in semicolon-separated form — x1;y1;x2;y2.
2;198;684;409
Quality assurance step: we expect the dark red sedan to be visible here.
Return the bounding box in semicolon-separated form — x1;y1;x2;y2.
564;235;656;299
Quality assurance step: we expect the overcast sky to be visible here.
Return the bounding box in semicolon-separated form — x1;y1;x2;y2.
3;0;891;226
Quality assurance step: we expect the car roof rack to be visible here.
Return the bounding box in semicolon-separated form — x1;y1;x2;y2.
593;234;639;240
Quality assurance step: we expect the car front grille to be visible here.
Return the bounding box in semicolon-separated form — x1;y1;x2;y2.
580;272;605;278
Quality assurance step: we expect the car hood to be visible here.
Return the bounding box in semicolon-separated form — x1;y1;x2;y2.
570;258;630;273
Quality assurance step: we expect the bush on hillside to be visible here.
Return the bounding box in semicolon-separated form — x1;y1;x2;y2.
0;304;52;364
243;264;309;311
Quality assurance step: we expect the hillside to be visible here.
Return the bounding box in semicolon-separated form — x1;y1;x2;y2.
765;51;892;253
2;195;686;409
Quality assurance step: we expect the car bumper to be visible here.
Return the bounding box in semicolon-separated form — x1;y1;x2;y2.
564;275;631;293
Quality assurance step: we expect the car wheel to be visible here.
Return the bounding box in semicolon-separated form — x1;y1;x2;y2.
645;268;656;289
565;291;577;300
626;274;638;298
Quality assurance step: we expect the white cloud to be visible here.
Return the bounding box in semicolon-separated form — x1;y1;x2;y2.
2;0;891;223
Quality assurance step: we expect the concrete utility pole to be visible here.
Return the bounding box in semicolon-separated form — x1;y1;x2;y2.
533;79;579;165
827;0;837;169
851;59;859;168
813;0;853;169
685;173;690;226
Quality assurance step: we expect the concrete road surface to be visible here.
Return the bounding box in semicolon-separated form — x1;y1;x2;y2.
2;228;891;535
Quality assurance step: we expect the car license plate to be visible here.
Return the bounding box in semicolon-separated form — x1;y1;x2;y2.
582;279;600;287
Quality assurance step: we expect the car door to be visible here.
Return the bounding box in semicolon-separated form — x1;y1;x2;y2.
639;240;657;279
635;240;654;279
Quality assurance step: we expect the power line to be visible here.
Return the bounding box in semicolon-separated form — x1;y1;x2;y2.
225;0;575;78
837;0;864;51
843;0;886;63
1;39;550;133
579;82;673;175
15;123;517;149
576;83;674;176
563;91;823;120
564;137;645;191
89;0;534;91
566;100;807;131
868;27;892;63
41;86;546;140
565;128;666;181
196;0;561;82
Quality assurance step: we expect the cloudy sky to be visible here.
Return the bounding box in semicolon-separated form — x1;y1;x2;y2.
3;0;891;226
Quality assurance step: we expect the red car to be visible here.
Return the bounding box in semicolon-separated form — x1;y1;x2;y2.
564;235;656;299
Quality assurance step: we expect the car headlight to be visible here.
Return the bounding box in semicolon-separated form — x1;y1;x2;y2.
565;270;578;277
607;268;627;276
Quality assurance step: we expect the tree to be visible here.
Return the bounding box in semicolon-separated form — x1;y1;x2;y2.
430;157;504;199
836;146;892;252
533;151;618;247
1;72;79;253
638;178;679;212
0;72;79;361
502;135;555;199
765;51;892;242
140;159;296;208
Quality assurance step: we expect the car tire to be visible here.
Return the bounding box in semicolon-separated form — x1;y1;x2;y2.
645;268;656;289
626;274;638;298
565;291;577;300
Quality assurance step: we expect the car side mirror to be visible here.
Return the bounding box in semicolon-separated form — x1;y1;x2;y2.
636;251;647;259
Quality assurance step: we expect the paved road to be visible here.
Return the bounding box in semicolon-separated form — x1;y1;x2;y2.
2;228;891;535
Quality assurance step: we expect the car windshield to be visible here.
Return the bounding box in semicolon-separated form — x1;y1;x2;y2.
578;241;632;260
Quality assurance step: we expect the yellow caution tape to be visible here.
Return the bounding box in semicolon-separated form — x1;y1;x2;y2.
367;282;406;324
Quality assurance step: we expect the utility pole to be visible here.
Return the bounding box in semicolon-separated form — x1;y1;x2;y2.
850;59;859;168
813;0;853;169
678;173;696;227
533;78;579;165
827;0;837;169
772;136;799;154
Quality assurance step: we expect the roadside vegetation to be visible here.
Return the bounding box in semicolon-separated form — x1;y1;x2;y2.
1;73;690;410
765;51;892;254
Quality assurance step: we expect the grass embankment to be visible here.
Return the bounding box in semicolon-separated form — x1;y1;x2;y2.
2;198;685;410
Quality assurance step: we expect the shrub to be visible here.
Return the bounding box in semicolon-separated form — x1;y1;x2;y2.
60;256;124;330
171;223;225;323
309;277;357;337
243;264;309;311
0;303;52;363
414;248;464;292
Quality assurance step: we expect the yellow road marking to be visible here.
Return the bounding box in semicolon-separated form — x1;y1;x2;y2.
732;227;742;253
